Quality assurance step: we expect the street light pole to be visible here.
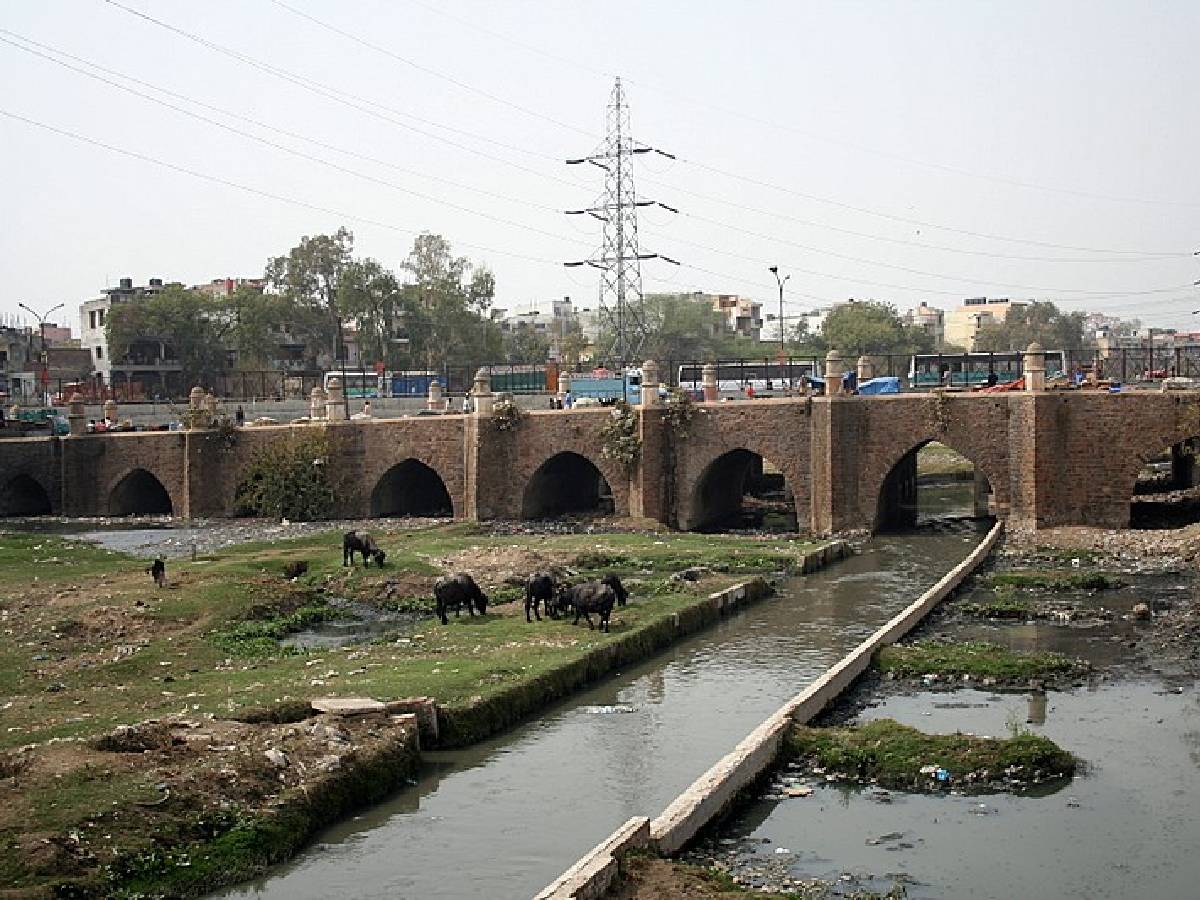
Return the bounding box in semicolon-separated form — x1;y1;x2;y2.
18;301;64;405
768;267;790;355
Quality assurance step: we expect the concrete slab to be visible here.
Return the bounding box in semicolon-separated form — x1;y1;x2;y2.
311;697;386;716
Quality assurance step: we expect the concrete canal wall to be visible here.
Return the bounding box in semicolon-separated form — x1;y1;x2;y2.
534;521;1003;899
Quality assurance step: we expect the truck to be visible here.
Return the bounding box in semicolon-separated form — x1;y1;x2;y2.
562;367;643;405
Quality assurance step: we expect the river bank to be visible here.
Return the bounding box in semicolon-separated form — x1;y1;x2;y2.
638;529;1200;899
0;519;838;897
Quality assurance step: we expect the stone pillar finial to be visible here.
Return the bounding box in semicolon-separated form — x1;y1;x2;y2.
701;363;718;403
824;349;845;396
856;355;875;383
325;377;347;420
68;392;86;436
556;371;571;408
103;397;118;424
1023;342;1046;393
427;379;446;411
203;391;218;418
310;385;327;420
472;368;495;415
188;385;211;429
640;360;660;407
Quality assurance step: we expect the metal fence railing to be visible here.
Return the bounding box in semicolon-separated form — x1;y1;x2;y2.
8;347;1200;409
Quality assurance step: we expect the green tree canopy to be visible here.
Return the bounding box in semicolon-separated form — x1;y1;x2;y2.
396;233;500;367
337;258;403;367
106;285;231;388
820;300;933;357
264;227;354;365
973;301;1086;352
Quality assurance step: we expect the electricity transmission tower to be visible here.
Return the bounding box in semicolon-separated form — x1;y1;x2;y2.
565;77;678;363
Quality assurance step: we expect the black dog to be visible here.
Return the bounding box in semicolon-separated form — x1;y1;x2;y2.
147;558;166;588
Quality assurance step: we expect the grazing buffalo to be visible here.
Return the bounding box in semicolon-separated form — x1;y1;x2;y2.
525;572;556;622
343;530;386;567
434;573;489;626
557;580;617;632
601;574;628;607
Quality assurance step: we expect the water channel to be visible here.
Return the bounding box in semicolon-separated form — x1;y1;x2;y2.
214;515;989;900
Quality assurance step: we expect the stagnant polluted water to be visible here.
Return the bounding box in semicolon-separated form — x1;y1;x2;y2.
214;523;989;900
691;543;1200;899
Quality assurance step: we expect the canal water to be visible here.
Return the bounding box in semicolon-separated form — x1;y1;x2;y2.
214;520;989;900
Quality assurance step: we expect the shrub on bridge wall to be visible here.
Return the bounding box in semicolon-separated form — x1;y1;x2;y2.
600;400;641;472
663;386;697;438
233;429;346;520
492;397;525;432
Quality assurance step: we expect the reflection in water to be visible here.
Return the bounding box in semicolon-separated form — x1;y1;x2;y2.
1027;689;1048;725
715;682;1200;900
214;521;988;900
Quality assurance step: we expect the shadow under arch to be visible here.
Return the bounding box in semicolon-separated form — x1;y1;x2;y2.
1127;435;1200;528
687;448;795;532
0;474;52;516
875;439;992;531
109;468;173;516
370;459;454;517
521;451;612;519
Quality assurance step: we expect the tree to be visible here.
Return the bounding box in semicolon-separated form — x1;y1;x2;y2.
821;300;933;357
226;285;292;369
973;302;1085;353
557;327;590;367
337;258;403;367
636;293;728;362
398;233;499;367
503;326;551;364
106;285;231;387
264;227;354;365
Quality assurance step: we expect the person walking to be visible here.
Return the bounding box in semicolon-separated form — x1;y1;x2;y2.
235;404;245;427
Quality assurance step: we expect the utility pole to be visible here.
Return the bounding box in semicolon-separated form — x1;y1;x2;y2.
18;301;64;405
565;77;679;365
768;267;790;356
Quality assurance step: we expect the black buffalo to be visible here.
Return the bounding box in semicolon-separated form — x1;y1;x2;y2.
343;531;386;567
434;573;489;626
525;572;556;622
557;580;617;632
601;574;628;607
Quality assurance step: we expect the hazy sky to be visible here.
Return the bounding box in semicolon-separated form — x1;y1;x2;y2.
2;0;1198;337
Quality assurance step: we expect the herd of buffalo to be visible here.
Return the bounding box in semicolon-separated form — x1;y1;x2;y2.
342;530;629;632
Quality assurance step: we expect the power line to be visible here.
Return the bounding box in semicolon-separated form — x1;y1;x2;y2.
0;107;565;268
0;27;561;218
267;0;598;140
264;0;1194;258
102;0;591;192
403;0;1197;209
641;175;1188;263
0;31;589;250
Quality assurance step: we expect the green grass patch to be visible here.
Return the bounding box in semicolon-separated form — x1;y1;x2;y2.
877;640;1087;682
209;605;337;657
959;595;1033;619
988;570;1121;591
786;719;1075;790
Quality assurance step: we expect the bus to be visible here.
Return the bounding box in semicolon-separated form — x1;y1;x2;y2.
908;351;1066;390
323;370;441;399
677;360;820;396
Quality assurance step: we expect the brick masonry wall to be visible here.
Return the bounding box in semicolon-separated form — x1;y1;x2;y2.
6;392;1200;531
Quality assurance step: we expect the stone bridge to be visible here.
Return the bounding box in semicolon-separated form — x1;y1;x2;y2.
5;386;1200;534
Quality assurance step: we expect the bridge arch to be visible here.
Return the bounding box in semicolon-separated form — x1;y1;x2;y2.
370;458;454;517
0;474;53;516
1120;430;1200;528
684;448;797;532
521;451;613;519
872;439;999;531
108;468;173;516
